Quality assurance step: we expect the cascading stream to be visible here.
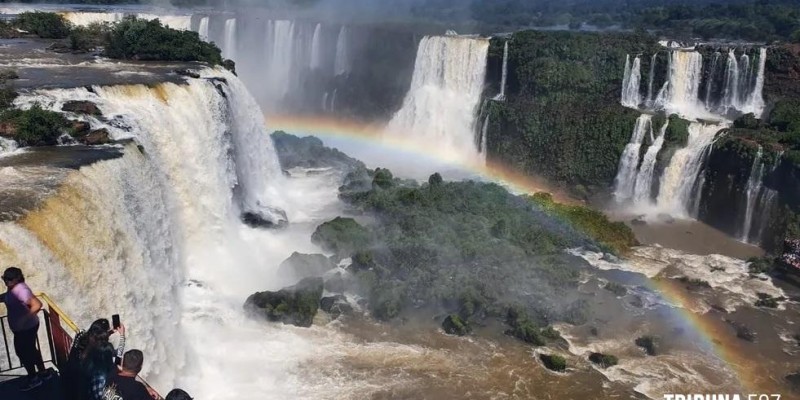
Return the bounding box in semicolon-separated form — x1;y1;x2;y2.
740;146;764;242
385;35;489;164
334;26;350;76
198;16;209;40
621;55;642;108
632;118;670;205
494;41;509;101
655;122;725;217
223;18;238;61
613;114;652;202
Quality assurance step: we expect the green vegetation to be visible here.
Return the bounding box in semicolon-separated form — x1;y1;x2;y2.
539;354;567;372
69;22;111;52
748;257;776;275
442;314;470;336
530;193;638;255
312;167;632;344
588;352;618;368
15;11;71;39
311;217;371;255
486;31;659;193
0;104;68;146
105;17;222;64
244;277;323;328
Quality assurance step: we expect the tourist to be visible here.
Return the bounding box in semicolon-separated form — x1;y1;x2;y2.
107;349;158;400
63;318;126;400
84;341;118;400
165;388;193;400
2;267;53;391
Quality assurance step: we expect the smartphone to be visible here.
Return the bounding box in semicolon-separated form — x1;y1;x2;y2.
112;314;121;330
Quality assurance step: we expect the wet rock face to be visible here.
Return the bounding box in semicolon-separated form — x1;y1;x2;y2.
62;100;102;116
244;277;324;328
241;207;288;229
0;120;17;138
319;294;353;318
635;336;660;356
81;128;110;145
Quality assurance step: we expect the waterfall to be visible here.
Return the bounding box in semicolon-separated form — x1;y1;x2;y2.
655;122;724;216
334;26;350;76
386;35;489;164
136;14;192;31
621;55;642;108
722;49;741;111
60;11;125;26
0;136;17;154
198;16;209;41
479;114;490;161
223;18;237;61
4;69;304;395
632;118;670;205
704;52;720;108
742;48;767;117
310;23;323;71
264;20;297;103
330;88;338;112
646;53;657;107
654;51;704;119
740;146;764;242
613;114;652;202
494;41;509;101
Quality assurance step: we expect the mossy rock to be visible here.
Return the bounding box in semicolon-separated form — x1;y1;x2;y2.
588;352;618;368
603;281;627;297
244;277;324;327
539;354;567;372
635;335;659;356
311;217;370;257
664;114;691;149
442;314;471;336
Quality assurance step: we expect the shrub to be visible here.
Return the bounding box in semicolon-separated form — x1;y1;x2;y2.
0;87;17;110
588;352;618;368
0;104;68;146
70;22;111;52
104;17;222;64
15;12;71;39
442;314;470;336
539;354;566;372
311;217;370;256
373;168;394;189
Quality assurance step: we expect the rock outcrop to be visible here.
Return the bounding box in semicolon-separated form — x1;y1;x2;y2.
244;277;324;328
276;252;336;283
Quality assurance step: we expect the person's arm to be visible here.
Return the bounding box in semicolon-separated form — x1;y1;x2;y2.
25;295;43;315
114;324;126;359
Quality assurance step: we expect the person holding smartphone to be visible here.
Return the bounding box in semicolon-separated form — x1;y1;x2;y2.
2;267;54;391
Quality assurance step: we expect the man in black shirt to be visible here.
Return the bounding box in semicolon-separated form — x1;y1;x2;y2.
108;349;155;400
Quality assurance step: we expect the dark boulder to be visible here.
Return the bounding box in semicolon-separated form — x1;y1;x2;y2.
319;294;353;318
588;352;618;368
244;277;324;328
787;371;800;392
241;207;288;229
635;336;659;356
69;120;91;137
277;252;336;282
222;59;236;75
62;100;101;116
81;128;110;145
442;314;470;336
174;69;201;79
539;354;566;372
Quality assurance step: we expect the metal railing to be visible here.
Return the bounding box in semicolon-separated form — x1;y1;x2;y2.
0;292;78;376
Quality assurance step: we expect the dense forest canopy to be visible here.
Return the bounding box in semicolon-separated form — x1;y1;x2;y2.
1;0;798;41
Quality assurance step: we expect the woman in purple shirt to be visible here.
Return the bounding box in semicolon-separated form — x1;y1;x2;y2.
3;267;52;391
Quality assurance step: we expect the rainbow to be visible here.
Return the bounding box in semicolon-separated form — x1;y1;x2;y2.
268;114;769;396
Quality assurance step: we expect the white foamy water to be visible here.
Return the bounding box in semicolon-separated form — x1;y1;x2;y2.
572;247;786;312
386;35;489;165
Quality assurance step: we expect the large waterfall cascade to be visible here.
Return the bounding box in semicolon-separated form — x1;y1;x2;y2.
614;45;768;220
386;35;490;164
0;70;332;397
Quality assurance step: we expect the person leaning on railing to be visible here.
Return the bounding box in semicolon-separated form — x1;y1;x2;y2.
2;267;55;391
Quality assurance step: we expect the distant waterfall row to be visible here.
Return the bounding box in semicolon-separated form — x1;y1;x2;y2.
193;16;352;114
615;46;774;244
622;47;767;119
